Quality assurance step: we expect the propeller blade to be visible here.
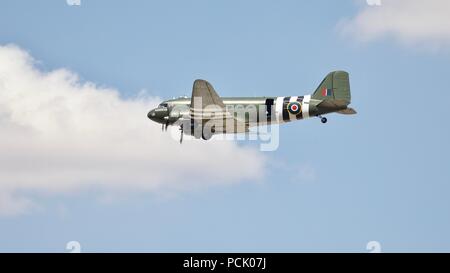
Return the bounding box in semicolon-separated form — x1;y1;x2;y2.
179;124;183;144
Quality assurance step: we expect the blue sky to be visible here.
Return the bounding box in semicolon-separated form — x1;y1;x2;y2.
1;0;450;252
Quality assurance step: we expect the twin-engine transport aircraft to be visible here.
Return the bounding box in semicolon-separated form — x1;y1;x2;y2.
147;71;356;143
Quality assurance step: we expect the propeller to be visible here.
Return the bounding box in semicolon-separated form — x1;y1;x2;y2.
179;124;184;144
162;121;170;131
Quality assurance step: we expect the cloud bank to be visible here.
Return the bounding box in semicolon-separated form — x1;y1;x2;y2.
0;44;266;216
339;0;450;50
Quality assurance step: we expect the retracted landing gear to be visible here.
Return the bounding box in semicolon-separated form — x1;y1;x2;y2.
202;131;212;141
201;125;215;141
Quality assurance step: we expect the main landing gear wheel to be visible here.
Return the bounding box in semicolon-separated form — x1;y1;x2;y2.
321;117;327;124
202;126;215;141
202;130;213;141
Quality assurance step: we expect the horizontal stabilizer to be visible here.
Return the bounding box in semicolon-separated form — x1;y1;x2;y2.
337;107;357;115
317;99;348;110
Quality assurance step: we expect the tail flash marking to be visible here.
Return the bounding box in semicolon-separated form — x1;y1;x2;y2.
321;88;333;97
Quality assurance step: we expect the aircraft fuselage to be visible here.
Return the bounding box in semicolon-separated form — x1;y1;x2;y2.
147;71;356;142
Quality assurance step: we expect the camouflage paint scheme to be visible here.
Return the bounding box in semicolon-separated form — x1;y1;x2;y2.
147;71;356;141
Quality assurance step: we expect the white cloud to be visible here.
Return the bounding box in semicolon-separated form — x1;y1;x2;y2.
0;44;267;216
339;0;450;49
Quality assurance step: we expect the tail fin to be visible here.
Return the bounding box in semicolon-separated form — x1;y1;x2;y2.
312;71;351;106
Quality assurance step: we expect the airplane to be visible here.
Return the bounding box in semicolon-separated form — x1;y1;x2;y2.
147;71;356;143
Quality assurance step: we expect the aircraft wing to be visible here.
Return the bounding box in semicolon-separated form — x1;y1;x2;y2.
190;79;229;120
189;79;247;133
191;79;226;109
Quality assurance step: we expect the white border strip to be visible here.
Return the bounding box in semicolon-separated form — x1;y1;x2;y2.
302;95;311;119
275;96;284;123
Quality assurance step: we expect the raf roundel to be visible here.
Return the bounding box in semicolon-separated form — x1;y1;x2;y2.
287;101;301;115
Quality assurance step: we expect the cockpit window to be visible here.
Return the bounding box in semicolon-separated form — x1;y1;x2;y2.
158;103;168;108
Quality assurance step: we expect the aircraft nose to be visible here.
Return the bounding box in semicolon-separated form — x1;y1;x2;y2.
147;109;157;120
